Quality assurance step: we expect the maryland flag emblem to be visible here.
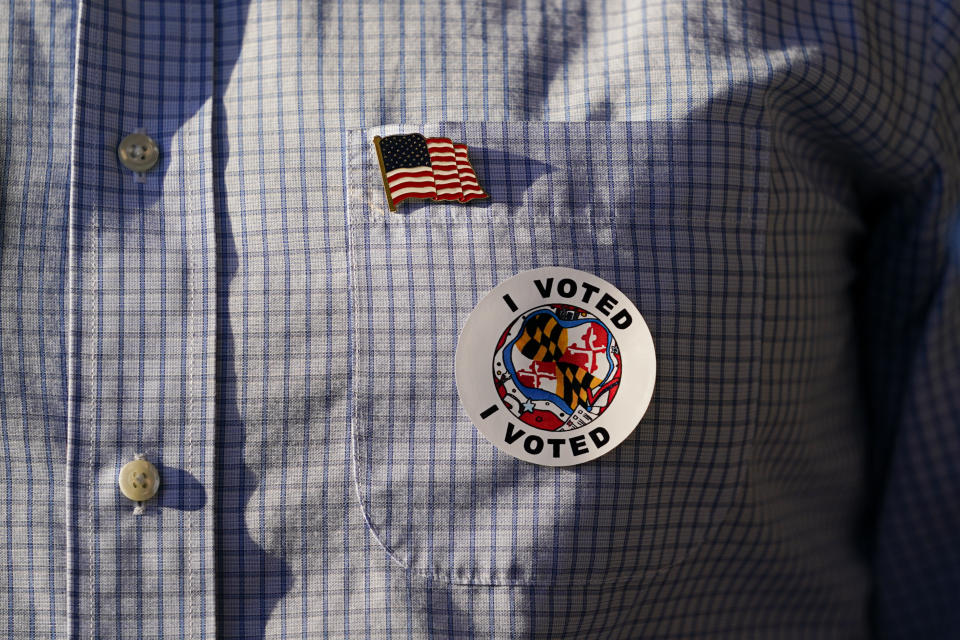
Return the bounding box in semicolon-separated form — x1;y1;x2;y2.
511;314;602;411
493;305;622;432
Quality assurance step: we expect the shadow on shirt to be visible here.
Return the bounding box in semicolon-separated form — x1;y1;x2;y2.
212;154;294;635
209;2;293;638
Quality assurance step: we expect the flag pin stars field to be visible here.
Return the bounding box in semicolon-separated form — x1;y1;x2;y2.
374;133;489;211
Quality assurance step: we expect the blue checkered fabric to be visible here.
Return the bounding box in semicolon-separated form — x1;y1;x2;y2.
1;0;958;638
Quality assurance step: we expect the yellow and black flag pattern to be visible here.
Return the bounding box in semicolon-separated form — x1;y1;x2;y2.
514;312;602;411
515;313;568;362
555;362;601;410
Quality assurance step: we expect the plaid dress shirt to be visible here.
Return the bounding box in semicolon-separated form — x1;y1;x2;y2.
1;0;958;637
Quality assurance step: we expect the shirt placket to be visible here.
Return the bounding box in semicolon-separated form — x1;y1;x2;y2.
65;1;216;638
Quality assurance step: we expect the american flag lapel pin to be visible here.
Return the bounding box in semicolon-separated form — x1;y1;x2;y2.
373;133;488;212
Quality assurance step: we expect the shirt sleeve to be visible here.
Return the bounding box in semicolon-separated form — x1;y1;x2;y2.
865;10;960;635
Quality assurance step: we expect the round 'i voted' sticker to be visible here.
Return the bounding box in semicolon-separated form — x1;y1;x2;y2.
455;267;656;466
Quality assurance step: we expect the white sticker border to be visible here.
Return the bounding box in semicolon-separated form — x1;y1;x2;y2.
455;267;656;466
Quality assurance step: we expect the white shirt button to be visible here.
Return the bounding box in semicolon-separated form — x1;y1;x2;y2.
117;132;159;173
118;455;160;503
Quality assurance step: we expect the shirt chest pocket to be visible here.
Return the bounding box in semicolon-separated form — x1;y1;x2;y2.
346;121;768;586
